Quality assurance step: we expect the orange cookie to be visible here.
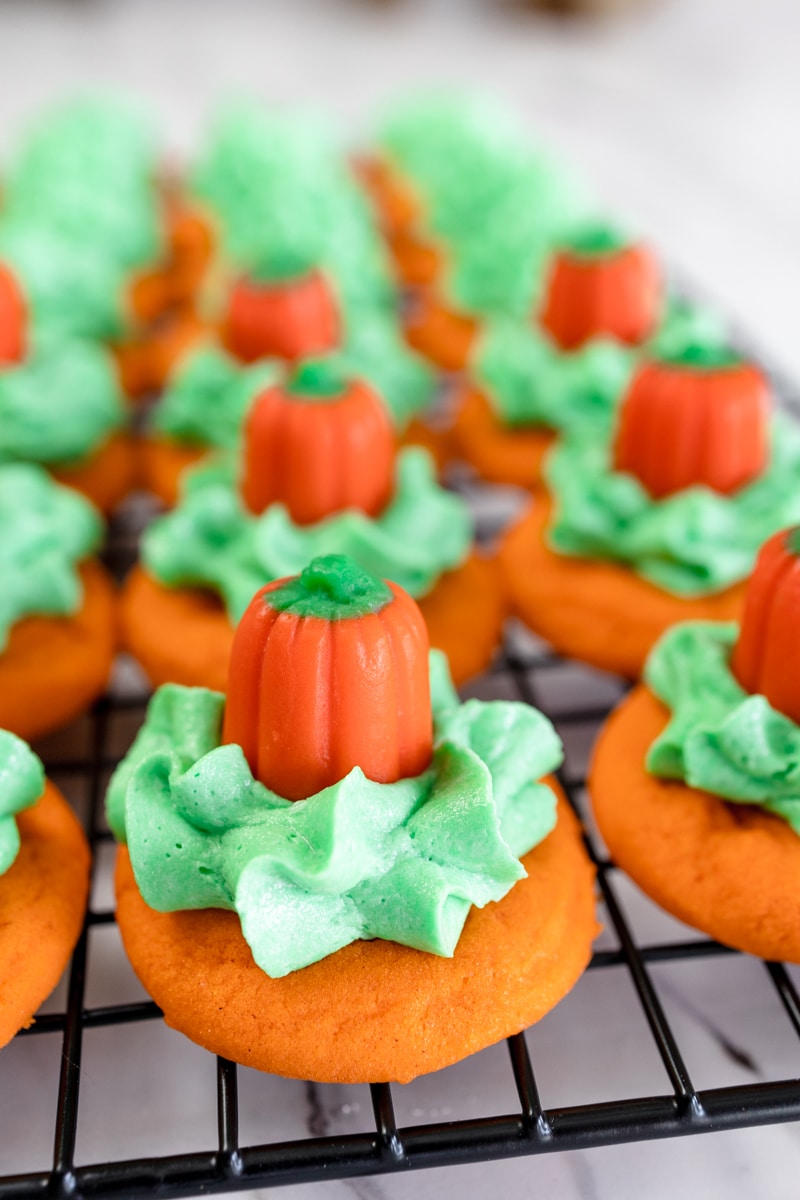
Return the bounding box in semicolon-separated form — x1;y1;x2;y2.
450;386;556;488
115;793;597;1084
590;686;800;961
500;499;744;679
120;554;506;691
52;431;138;515
0;781;91;1046
0;561;116;742
404;291;480;374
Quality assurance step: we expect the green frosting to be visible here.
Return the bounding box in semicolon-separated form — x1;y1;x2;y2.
0;339;126;466
475;321;634;433
339;317;435;429
106;652;563;976
4;96;162;271
545;413;800;596
0;226;127;340
267;555;393;620
143;448;471;619
151;346;279;451
0;463;103;650
645;621;800;834
191;102;394;321
0;730;45;876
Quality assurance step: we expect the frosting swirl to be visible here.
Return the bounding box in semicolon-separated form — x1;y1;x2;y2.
645;621;800;832
0;730;45;876
545;414;800;596
143;448;471;618
0;464;103;649
0;339;126;466
107;652;563;976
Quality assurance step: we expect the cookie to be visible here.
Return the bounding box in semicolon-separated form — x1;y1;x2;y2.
500;499;744;678
115;793;597;1084
53;431;137;515
0;781;91;1046
450;387;555;488
590;686;800;961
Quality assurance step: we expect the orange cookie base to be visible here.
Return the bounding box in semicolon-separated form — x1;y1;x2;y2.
450;387;555;488
404;293;480;374
115;793;597;1083
121;554;506;692
0;562;116;742
0;782;90;1047
591;687;800;961
52;432;137;514
500;501;745;679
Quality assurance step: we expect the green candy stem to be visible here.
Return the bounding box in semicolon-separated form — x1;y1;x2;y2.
785;527;800;557
563;223;628;259
287;356;350;401
655;339;743;372
266;554;393;620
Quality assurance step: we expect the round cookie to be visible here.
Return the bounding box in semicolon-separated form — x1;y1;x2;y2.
450;386;556;488
115;794;597;1084
120;553;506;691
0;561;116;742
500;499;744;679
0;781;91;1046
590;686;800;962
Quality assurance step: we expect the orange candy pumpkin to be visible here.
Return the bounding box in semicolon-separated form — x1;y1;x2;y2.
539;228;661;351
0;263;27;365
613;345;770;499
732;528;800;725
223;269;340;364
241;359;395;526
223;555;433;801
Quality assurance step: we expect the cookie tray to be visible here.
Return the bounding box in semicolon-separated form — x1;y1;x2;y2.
3;374;800;1199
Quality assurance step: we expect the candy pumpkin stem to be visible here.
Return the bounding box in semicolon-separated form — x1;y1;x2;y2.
223;554;433;801
731;528;800;724
241;356;396;525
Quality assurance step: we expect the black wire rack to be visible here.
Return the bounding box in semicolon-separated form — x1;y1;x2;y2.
3;394;800;1198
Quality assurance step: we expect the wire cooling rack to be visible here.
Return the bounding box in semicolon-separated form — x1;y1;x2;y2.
3;428;800;1199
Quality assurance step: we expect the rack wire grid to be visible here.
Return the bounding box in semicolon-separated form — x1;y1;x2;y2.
3;363;800;1199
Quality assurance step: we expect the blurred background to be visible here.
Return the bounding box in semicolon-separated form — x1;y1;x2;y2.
0;0;798;375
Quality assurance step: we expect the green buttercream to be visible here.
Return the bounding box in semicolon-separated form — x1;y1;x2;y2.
0;339;126;466
4;96;162;271
107;652;562;976
645;621;800;834
0;463;103;650
288;357;349;400
340;316;435;429
0;226;127;340
143;447;471;617
268;555;393;620
475;321;634;432
545;413;800;596
191;102;394;318
152;346;278;451
0;730;45;876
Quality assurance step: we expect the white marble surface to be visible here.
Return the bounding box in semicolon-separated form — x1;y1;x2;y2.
1;1;800;1197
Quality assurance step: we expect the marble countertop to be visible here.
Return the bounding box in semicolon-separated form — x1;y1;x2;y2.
1;1;799;1196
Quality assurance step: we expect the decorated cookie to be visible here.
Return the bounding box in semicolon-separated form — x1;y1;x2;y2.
590;528;800;961
122;358;505;688
0;464;116;740
109;554;597;1083
0;730;90;1046
0;336;133;513
501;336;800;678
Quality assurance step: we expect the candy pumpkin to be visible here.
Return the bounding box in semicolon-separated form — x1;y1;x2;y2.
613;343;770;499
223;554;433;801
223;268;340;364
732;528;800;724
241;358;395;526
0;263;26;365
539;227;660;352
